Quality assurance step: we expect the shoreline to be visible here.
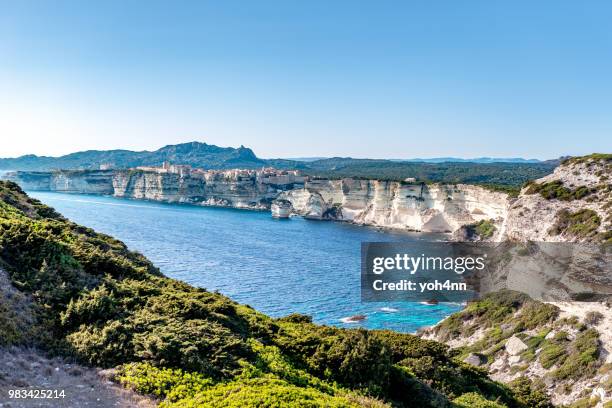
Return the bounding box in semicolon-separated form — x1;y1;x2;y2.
26;189;458;236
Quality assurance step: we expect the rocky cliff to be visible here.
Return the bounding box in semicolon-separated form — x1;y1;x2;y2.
4;154;610;241
7;170;115;194
504;155;611;243
4;169;510;234
279;179;509;235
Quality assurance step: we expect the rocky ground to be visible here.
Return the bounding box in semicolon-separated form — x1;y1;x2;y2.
0;347;155;408
0;265;155;408
422;292;612;407
504;155;611;243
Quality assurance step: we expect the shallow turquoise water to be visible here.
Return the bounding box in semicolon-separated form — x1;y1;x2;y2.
30;191;462;332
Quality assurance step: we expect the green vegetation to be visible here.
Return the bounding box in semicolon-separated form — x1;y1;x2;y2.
432;291;558;343
299;160;554;188
452;392;506;408
539;343;566;369
551;329;600;380
0;142;266;171
0;181;547;407
432;290;603;389
561;153;612;166
524;180;595;201
478;184;521;198
471;219;497;239
549;209;602;240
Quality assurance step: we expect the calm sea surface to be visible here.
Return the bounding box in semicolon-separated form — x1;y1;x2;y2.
30;191;462;332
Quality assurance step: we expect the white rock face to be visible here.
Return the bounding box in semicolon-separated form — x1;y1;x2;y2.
7;170;510;234
505;158;611;242
5;170;115;194
279;179;509;234
271;200;292;218
505;335;528;356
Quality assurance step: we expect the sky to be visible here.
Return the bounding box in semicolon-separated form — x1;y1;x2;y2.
1;1;611;160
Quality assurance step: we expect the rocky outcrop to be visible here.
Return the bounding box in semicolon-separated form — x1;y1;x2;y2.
271;199;292;218
505;336;528;355
504;155;611;243
6;168;300;210
421;291;612;407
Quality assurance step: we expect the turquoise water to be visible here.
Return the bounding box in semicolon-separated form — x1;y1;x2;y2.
30;192;462;333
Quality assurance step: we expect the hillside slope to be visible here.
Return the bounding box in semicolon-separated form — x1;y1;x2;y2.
504;154;612;243
422;292;611;407
0;180;548;407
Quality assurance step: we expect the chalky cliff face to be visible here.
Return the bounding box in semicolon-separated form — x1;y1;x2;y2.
7;168;306;210
7;170;116;194
278;179;509;234
5;168;509;234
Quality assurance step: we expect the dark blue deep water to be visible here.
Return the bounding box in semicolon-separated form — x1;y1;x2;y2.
30;191;462;332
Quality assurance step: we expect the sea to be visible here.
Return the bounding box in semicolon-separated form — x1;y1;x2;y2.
30;191;462;333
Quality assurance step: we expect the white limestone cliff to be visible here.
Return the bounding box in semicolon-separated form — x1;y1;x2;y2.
5;155;610;241
278;179;509;234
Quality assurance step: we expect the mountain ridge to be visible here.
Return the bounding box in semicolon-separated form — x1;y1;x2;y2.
0;141;556;172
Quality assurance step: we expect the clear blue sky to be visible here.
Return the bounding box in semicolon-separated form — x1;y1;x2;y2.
1;1;611;159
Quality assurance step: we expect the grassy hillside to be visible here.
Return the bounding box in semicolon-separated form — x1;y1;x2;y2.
0;181;549;407
427;292;610;407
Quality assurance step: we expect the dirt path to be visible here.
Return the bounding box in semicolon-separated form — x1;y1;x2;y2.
0;347;156;408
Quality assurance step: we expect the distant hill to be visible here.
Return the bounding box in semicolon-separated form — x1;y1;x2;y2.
285;157;544;163
395;157;543;163
0;142;265;171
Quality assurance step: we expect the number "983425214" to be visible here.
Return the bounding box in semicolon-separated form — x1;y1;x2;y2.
8;389;66;399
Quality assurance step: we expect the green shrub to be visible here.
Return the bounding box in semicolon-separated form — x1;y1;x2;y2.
508;377;553;408
552;329;600;380
474;220;497;239
165;378;365;408
453;392;507;408
117;362;214;402
525;180;595;201
539;343;566;369
549;209;601;239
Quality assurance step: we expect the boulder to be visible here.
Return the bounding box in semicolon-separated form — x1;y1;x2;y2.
463;353;487;367
508;355;521;364
505;336;528;356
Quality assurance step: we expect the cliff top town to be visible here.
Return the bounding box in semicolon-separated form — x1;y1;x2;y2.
134;160;306;184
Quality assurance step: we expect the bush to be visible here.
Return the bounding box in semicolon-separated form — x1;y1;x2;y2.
539;343;566;369
117;362;214;402
552;329;600;380
549;209;601;239
525;180;595;201
165;378;366;408
584;311;604;326
453;392;507;408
